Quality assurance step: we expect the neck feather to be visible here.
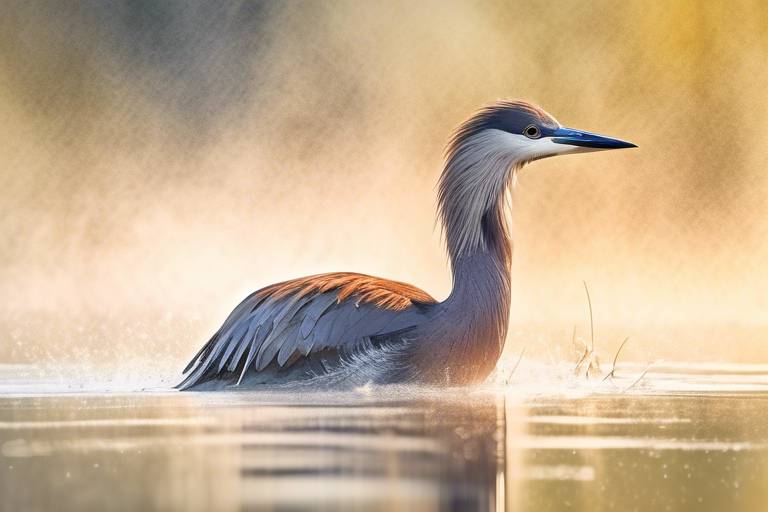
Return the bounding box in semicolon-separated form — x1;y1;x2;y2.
438;129;519;274
432;130;522;370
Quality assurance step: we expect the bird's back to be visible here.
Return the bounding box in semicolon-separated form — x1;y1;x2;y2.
177;272;437;390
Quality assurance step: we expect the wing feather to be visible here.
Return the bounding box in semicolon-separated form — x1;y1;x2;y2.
325;303;363;349
299;293;338;339
300;328;322;356
236;337;259;385
255;294;315;370
276;322;304;366
226;322;256;372
217;318;252;372
178;272;436;389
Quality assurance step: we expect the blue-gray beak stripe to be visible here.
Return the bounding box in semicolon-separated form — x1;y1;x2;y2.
551;127;636;149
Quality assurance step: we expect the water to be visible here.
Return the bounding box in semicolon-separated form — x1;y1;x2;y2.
1;363;767;511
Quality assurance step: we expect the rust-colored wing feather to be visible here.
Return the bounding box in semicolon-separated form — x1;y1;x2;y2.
260;272;434;310
177;272;436;389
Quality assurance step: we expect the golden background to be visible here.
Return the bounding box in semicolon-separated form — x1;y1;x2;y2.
1;1;767;378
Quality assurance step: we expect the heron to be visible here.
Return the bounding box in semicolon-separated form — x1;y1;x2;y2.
178;100;635;390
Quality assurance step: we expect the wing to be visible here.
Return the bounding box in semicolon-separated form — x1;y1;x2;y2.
177;272;436;389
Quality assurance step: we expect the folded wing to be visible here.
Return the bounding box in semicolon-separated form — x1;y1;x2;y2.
177;272;436;389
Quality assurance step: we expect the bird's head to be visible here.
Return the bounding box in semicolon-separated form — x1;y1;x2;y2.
438;100;635;262
448;100;636;168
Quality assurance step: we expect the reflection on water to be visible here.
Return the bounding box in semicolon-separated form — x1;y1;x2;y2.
1;365;768;511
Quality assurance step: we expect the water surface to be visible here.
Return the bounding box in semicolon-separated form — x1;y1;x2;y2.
1;363;767;511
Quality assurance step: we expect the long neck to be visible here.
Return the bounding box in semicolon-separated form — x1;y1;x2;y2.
434;130;519;377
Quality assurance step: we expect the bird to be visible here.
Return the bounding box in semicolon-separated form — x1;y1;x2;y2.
177;100;635;391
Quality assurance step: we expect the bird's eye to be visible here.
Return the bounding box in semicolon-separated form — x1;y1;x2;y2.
524;125;541;139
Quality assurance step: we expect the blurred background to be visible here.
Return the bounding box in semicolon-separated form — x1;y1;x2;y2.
1;0;767;383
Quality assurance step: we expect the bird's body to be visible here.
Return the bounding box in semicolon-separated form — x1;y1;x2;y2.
178;100;634;391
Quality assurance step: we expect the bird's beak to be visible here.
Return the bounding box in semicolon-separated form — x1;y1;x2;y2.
551;127;636;151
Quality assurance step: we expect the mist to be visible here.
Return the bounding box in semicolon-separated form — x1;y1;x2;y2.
2;0;767;381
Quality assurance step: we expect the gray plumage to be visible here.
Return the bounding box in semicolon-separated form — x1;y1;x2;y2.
177;100;635;390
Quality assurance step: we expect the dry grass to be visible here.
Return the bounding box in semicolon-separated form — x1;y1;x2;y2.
572;282;653;391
